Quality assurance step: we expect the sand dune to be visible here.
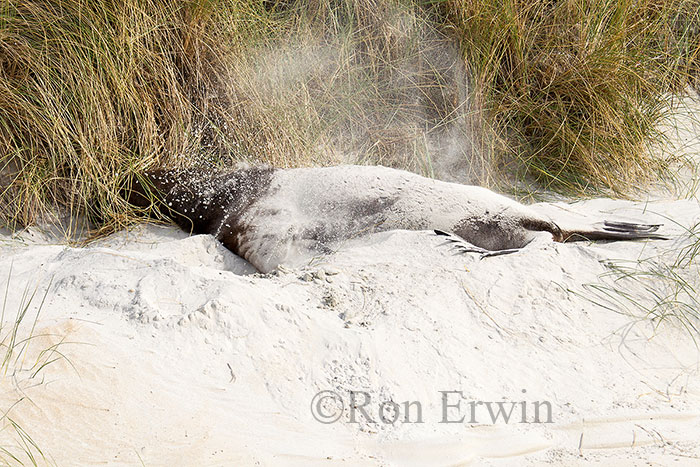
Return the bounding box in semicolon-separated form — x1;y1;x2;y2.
1;191;699;465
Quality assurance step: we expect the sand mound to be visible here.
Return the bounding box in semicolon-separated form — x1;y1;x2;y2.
1;194;699;465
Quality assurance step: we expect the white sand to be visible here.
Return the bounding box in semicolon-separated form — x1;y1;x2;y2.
1;193;700;466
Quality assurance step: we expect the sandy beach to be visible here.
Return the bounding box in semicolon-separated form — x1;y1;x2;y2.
1;188;699;465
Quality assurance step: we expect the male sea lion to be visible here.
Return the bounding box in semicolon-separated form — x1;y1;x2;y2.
124;165;666;273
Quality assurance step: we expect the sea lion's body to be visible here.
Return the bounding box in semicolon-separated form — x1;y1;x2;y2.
126;165;664;273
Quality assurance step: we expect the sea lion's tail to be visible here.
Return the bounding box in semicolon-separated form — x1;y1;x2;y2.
558;220;668;243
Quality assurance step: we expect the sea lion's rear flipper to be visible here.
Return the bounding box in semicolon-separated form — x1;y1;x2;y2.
433;230;521;259
561;221;669;242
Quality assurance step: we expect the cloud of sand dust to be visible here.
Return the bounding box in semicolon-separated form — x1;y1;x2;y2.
215;6;492;185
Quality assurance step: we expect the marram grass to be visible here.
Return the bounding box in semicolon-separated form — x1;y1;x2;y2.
442;0;700;194
0;0;699;232
0;270;65;465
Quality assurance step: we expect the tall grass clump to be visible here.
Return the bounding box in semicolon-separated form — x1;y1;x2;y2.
0;0;272;230
441;0;700;194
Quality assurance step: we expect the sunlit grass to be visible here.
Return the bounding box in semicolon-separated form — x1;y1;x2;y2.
0;0;698;233
442;0;700;194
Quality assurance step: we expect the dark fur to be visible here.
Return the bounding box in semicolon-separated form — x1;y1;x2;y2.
125;167;276;256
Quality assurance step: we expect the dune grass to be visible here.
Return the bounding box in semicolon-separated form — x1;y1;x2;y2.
442;0;700;194
0;269;65;465
0;0;698;231
0;0;261;231
577;218;700;340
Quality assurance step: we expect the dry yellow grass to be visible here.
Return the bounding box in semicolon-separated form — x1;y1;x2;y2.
0;0;698;231
443;0;700;193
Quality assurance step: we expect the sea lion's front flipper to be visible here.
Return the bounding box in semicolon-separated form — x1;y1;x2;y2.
433;230;521;259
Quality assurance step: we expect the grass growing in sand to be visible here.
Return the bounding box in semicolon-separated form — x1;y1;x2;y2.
0;269;66;465
579;220;700;339
442;0;700;193
0;0;699;231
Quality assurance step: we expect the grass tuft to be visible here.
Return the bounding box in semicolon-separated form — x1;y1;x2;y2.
441;0;700;194
0;0;269;231
0;268;67;465
579;218;700;339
